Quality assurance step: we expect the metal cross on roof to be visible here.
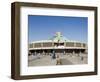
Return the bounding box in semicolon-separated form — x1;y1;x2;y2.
50;32;69;42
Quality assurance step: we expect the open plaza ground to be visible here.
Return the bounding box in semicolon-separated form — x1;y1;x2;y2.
28;53;87;66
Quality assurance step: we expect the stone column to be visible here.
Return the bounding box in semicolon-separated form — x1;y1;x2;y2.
33;43;34;48
81;43;83;47
64;42;66;47
74;42;76;47
52;42;54;47
41;43;43;48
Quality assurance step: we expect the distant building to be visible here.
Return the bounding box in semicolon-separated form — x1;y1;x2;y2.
29;32;87;56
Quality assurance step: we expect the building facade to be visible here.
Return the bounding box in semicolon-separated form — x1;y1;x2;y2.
29;32;87;56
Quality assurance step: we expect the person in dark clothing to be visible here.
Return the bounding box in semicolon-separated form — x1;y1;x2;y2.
52;50;56;59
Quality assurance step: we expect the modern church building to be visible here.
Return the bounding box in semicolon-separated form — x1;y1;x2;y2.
28;32;87;56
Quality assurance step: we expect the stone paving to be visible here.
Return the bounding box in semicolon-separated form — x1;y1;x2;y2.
28;53;87;66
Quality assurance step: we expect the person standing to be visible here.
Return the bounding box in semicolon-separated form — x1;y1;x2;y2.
56;54;62;65
52;50;56;59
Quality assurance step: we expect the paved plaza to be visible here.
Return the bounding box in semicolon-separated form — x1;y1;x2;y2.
28;53;87;66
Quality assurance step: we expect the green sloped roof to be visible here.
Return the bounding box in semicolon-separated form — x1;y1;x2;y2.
49;32;69;42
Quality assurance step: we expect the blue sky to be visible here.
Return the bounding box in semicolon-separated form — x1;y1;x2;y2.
28;15;88;43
